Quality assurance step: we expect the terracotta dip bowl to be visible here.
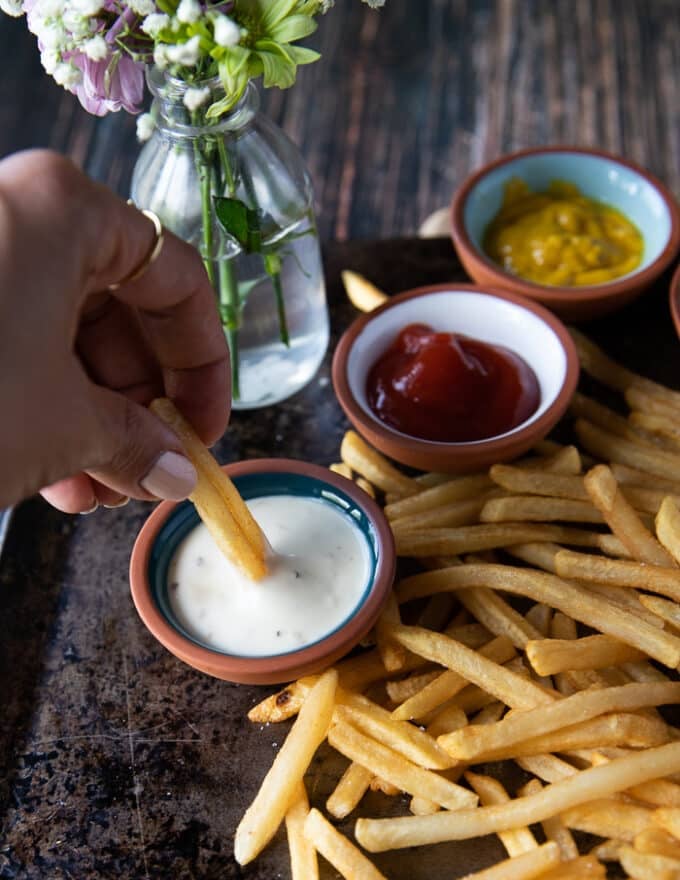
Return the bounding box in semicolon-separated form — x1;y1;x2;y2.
451;146;680;320
332;284;580;474
129;459;396;685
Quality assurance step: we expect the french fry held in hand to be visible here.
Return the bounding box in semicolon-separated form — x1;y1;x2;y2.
150;397;267;580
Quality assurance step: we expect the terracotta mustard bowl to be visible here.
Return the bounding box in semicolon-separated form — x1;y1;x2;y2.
332;283;580;474
129;458;396;685
451;146;680;321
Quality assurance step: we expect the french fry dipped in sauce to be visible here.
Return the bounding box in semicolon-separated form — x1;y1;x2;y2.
150;397;268;581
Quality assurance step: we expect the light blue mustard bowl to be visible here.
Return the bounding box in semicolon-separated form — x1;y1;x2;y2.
451;146;680;320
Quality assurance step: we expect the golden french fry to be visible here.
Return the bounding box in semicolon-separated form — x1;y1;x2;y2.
355;477;376;498
285;782;318;880
303;808;388;880
326;762;372;820
409;796;440;816
375;592;407;672
515;754;578;784
456;587;543;649
520;779;578;860
489;465;587;499
354;741;680;852
341;269;389;313
391;496;490;532
611;461;680;494
395;523;619;557
590;838;625;862
626;385;680;420
329;461;353;479
396;563;680;668
619;844;680;879
481;495;604;524
389;624;555;710
524;603;553;637
634;827;680;860
385;669;442;704
151;397;267;580
340;430;419;496
576;418;680;483
657;497;680;565
526;634;645;675
458;841;560;880
390;635;516;722
384;474;493;520
438;682;680;762
554;547;680;601
653;806;680;840
248;677;315;724
639;593;680;631
561;798;652;842
327;719;478;810
584;463;676;566
234;668;337;865
630;411;680;448
538;856;606;878
465;771;539;857
570;390;659;445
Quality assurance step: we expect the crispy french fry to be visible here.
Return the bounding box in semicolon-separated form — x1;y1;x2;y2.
327;719;478;810
561;798;652;842
459;841;560;879
375;592;407;672
326;762;372;819
456;588;543;649
340;430;418;496
385;669;442;703
554;547;680;600
653;806;680;840
355;477;376;498
438;683;680;761
526;634;645;675
392;495;490;531
151;397;267;580
619;844;680;879
304;808;388;880
570;391;660;446
248;677;315;724
234;669;337;865
584;463;676;566
611;461;680;494
515;754;578;784
626;385;680;420
384;474;493;520
489;465;587;499
539;855;605;878
329;461;353;479
395;563;680;668
389;624;555;710
576;418;680;483
631;411;680;448
390;635;516;722
481;495;604;524
639;593;680;631
409;796;440;816
520;779;578;860
634;827;680;860
524;603;553;637
354;741;680;852
590;838;625;861
285;782;318;880
341;269;389;313
657;497;680;565
465;771;538;857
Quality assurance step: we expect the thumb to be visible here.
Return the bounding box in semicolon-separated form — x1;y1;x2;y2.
84;385;198;502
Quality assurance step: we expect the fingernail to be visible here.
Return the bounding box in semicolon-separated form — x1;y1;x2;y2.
103;496;130;509
79;500;99;515
140;452;197;500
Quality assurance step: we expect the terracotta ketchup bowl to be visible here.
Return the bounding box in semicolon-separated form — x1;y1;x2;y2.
129;459;396;685
451;146;680;321
332;284;579;473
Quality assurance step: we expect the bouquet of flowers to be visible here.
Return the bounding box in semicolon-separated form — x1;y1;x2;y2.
2;0;385;406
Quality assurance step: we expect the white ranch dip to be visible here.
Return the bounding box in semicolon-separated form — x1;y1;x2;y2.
167;494;372;656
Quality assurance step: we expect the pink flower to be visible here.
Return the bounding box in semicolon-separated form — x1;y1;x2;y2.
72;51;145;115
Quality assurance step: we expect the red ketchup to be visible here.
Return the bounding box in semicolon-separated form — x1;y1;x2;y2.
366;323;540;442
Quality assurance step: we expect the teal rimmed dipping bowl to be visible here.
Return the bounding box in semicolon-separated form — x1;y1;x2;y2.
451;146;680;320
129;458;396;684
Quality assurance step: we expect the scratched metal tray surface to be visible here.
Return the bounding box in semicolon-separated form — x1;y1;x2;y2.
1;238;678;879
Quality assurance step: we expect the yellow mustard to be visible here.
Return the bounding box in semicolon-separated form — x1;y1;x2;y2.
483;178;643;286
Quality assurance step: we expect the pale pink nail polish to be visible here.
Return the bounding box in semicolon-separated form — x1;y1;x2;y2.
140;452;197;500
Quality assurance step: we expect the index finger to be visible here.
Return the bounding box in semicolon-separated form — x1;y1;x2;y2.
89;199;230;444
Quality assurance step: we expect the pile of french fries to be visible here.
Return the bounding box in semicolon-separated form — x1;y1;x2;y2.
234;329;680;879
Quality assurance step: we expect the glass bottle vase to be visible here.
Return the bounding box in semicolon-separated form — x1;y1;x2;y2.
131;69;330;410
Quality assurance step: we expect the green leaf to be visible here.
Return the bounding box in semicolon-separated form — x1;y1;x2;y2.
269;13;318;43
214;196;263;253
259;0;299;29
285;44;321;65
254;40;297;88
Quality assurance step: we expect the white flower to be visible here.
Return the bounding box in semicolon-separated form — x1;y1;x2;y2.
0;0;23;17
183;85;210;111
70;0;101;15
141;12;169;37
320;0;334;10
212;14;240;47
176;0;200;24
165;35;201;67
53;61;82;88
38;21;69;50
40;47;60;73
34;0;61;19
362;0;385;5
126;0;154;16
83;34;107;60
153;43;169;69
136;113;155;142
63;8;95;38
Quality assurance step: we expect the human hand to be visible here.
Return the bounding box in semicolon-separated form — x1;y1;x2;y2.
0;150;230;512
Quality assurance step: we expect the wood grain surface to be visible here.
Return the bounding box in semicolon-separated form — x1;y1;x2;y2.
1;0;679;240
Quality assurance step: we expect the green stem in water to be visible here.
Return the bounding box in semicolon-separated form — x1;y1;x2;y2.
219;257;241;400
266;260;289;347
196;140;216;287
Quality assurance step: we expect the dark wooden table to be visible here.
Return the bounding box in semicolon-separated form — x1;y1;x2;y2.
1;0;679;239
2;2;680;878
